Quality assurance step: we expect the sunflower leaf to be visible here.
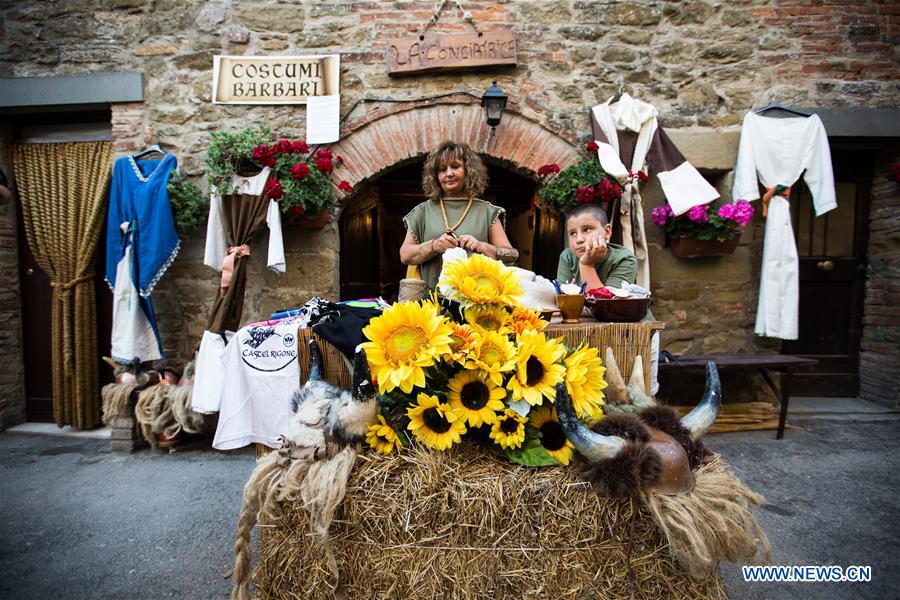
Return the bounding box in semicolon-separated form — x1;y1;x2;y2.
493;436;559;467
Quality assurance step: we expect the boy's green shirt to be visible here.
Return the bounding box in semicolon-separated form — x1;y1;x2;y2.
556;243;637;289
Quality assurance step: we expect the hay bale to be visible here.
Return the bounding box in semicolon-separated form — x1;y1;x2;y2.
254;444;725;599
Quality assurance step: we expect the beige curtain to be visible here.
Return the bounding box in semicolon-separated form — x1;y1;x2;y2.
13;141;112;429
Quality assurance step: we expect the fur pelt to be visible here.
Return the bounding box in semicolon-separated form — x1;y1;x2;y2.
576;441;662;498
638;405;711;468
644;455;771;579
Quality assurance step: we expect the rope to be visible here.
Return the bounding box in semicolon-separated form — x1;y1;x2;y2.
416;0;478;39
13;141;112;429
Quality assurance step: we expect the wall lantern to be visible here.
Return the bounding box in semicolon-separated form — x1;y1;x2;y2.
481;81;508;134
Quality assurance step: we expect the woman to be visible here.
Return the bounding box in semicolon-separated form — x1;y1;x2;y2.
400;141;518;290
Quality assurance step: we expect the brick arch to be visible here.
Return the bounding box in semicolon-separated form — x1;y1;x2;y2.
330;102;581;199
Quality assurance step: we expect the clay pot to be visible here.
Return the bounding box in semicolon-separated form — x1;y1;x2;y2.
669;235;740;258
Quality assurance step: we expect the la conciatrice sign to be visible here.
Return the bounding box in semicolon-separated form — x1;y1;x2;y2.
212;55;340;104
386;31;517;76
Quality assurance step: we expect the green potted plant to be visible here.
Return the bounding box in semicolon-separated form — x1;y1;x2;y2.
167;172;207;239
536;142;624;213
205;125;274;193
651;200;755;258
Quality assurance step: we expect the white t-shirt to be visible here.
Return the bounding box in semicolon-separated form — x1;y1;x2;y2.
212;318;301;450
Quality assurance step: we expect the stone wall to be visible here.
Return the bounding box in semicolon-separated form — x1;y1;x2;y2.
859;144;900;408
0;126;25;430
0;1;897;419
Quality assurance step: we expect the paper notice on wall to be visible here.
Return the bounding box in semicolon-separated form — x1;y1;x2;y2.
306;95;340;144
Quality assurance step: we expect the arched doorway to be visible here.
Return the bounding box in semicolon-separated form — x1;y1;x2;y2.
339;159;563;301
329;101;580;301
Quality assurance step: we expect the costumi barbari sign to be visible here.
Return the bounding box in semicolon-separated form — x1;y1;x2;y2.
386;31;517;76
213;55;340;104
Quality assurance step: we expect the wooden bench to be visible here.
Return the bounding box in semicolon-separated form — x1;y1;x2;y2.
659;354;818;439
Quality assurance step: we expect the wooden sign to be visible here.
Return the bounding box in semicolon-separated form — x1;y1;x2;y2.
386;31;517;76
212;55;340;104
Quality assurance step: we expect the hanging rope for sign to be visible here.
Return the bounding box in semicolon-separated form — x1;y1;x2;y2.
416;0;480;39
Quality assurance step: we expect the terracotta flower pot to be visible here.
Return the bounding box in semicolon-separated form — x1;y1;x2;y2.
670;234;740;258
293;209;332;229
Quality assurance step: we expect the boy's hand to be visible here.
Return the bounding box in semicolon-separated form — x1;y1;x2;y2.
579;234;608;266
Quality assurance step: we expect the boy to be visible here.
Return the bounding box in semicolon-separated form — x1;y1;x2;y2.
557;203;636;289
556;203;659;396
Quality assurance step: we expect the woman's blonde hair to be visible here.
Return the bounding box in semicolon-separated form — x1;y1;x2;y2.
421;141;488;201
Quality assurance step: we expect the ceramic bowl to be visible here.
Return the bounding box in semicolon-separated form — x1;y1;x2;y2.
556;294;586;323
587;297;651;322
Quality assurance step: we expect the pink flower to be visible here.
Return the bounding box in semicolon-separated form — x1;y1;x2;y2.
291;162;310;180
291;141;309;154
732;200;755;226
651;205;670;227
717;203;736;220
263;178;283;200
338;180;353;193
315;156;334;173
687;205;709;223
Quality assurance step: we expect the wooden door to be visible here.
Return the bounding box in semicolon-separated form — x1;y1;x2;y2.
339;203;380;300
17;204;114;422
781;148;872;396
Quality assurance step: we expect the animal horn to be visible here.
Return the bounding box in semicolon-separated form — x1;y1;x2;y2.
604;348;628;405
308;339;324;382
351;345;374;400
625;355;655;408
679;361;722;440
555;383;625;461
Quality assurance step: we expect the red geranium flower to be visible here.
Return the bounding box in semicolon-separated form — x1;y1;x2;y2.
338;180;353;193
276;139;293;155
263;178;283;200
636;170;649;184
335;155;344;164
887;163;900;183
597;178;622;203
586;141;599;152
538;163;560;177
576;185;595;204
291;163;310;180
288;205;305;217
316;148;333;160
251;144;276;168
291;140;309;154
316;156;334;173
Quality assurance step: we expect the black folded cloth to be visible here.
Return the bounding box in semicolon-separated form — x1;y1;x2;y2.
310;302;382;359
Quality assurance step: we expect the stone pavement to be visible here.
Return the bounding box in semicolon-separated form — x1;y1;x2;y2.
1;406;898;600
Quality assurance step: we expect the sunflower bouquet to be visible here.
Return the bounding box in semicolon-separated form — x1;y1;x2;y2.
361;253;608;467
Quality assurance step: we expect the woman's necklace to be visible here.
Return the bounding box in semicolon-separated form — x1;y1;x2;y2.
440;196;474;235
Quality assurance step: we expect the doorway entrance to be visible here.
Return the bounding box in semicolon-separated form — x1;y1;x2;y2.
339;160;562;301
782;146;873;396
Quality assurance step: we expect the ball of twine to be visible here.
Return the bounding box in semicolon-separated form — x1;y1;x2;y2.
398;278;427;303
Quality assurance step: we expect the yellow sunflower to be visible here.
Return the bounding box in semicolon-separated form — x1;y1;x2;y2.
419;292;443;317
464;330;518;386
361;301;453;394
529;406;574;465
365;415;401;455
440;252;523;307
564;345;607;420
489;408;527;449
445;322;477;365
507;330;566;406
406;393;467;451
464;305;511;334
508;306;549;335
447;370;506;427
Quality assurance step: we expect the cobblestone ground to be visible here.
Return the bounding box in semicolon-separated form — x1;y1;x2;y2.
1;416;898;599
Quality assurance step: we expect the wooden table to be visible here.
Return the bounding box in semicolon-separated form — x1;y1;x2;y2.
545;318;665;397
658;354;818;439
